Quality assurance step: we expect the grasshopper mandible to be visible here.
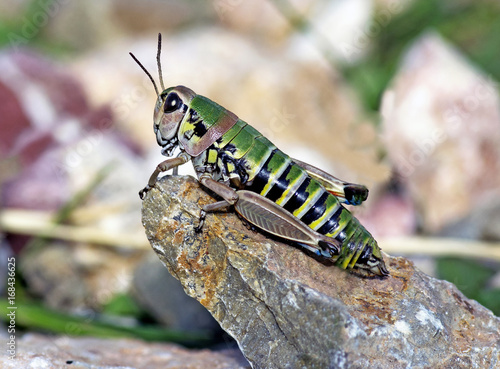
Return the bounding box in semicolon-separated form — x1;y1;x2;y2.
131;34;388;277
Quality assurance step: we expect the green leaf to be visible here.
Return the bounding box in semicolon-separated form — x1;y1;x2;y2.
101;293;143;317
436;258;495;301
0;299;210;346
477;288;500;317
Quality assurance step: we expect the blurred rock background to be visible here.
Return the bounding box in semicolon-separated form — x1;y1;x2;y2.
0;0;499;365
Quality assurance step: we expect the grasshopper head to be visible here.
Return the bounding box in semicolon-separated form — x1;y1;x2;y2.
154;86;196;156
129;34;196;157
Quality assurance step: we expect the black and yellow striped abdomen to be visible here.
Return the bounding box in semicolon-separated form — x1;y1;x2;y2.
213;120;382;270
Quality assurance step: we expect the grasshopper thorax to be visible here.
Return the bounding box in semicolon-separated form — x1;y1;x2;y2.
154;86;196;156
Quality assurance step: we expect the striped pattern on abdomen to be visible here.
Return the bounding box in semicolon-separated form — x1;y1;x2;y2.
215;123;377;268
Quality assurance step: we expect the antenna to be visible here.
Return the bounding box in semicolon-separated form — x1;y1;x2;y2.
129;52;159;96
157;33;165;91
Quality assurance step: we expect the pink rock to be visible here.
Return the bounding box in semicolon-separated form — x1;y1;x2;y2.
355;188;417;238
381;32;500;232
0;49;115;210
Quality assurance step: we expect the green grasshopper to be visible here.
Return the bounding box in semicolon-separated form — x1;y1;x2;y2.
131;34;388;277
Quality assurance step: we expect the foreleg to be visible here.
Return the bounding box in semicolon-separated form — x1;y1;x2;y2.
139;152;190;199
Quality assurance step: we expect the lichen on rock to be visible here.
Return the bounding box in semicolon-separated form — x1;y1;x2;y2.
142;175;500;369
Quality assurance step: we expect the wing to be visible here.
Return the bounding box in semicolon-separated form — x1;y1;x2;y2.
292;158;368;206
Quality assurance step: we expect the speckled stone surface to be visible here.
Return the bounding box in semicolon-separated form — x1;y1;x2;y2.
142;176;500;369
0;333;249;369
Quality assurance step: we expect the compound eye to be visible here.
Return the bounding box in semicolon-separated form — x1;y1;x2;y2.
164;92;182;113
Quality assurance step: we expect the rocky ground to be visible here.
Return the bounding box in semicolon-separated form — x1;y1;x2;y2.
141;176;500;369
0;332;249;369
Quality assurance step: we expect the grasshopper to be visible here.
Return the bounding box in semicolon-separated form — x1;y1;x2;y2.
131;34;388;277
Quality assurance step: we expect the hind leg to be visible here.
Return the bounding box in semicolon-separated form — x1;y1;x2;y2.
196;176;340;255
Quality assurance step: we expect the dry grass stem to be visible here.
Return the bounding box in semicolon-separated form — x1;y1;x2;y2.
2;209;500;261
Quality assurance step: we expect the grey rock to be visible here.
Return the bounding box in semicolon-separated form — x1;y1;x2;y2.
133;254;222;332
142;176;500;369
